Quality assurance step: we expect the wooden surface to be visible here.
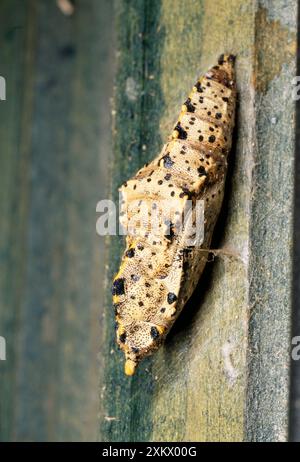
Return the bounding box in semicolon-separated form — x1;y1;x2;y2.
246;3;296;442
290;4;300;441
100;0;297;442
0;0;297;443
0;0;115;441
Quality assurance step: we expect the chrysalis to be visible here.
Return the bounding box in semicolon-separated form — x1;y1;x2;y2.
112;54;236;375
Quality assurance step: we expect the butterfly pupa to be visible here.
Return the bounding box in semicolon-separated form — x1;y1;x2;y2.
112;54;236;376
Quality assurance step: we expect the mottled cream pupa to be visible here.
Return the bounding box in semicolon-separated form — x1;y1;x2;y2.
112;54;236;375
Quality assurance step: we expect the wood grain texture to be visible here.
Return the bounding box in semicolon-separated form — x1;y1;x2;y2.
100;0;297;442
0;0;31;441
247;1;297;442
0;0;115;441
290;4;300;442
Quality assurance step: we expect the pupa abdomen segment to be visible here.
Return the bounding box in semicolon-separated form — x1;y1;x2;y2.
112;55;236;375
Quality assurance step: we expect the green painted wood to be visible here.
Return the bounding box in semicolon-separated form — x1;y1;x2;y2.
0;0;32;442
0;0;296;443
0;0;115;441
100;0;297;442
246;1;297;442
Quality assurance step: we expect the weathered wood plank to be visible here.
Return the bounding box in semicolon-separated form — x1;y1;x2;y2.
0;0;115;441
100;0;297;442
290;5;300;442
247;1;297;442
0;0;32;441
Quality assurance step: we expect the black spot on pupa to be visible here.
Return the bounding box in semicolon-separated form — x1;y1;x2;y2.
195;81;203;92
138;301;144;307
119;332;127;343
208;135;216;143
174;123;188;140
131;274;140;282
184;97;196;113
167;292;177;304
160;307;166;313
163;154;174;168
218;54;225;65
112;278;125;296
222;97;229;102
126;248;135;258
215;113;222;119
164;173;172;180
179;187;192;199
132;347;140;354
165;221;175;242
158;273;167;279
197;166;207;176
150;326;160;340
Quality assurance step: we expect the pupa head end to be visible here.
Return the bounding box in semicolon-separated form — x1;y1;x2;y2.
124;358;137;376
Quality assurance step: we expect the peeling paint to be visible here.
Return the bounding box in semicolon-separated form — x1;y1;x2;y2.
222;340;239;387
253;6;296;93
125;77;138;101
